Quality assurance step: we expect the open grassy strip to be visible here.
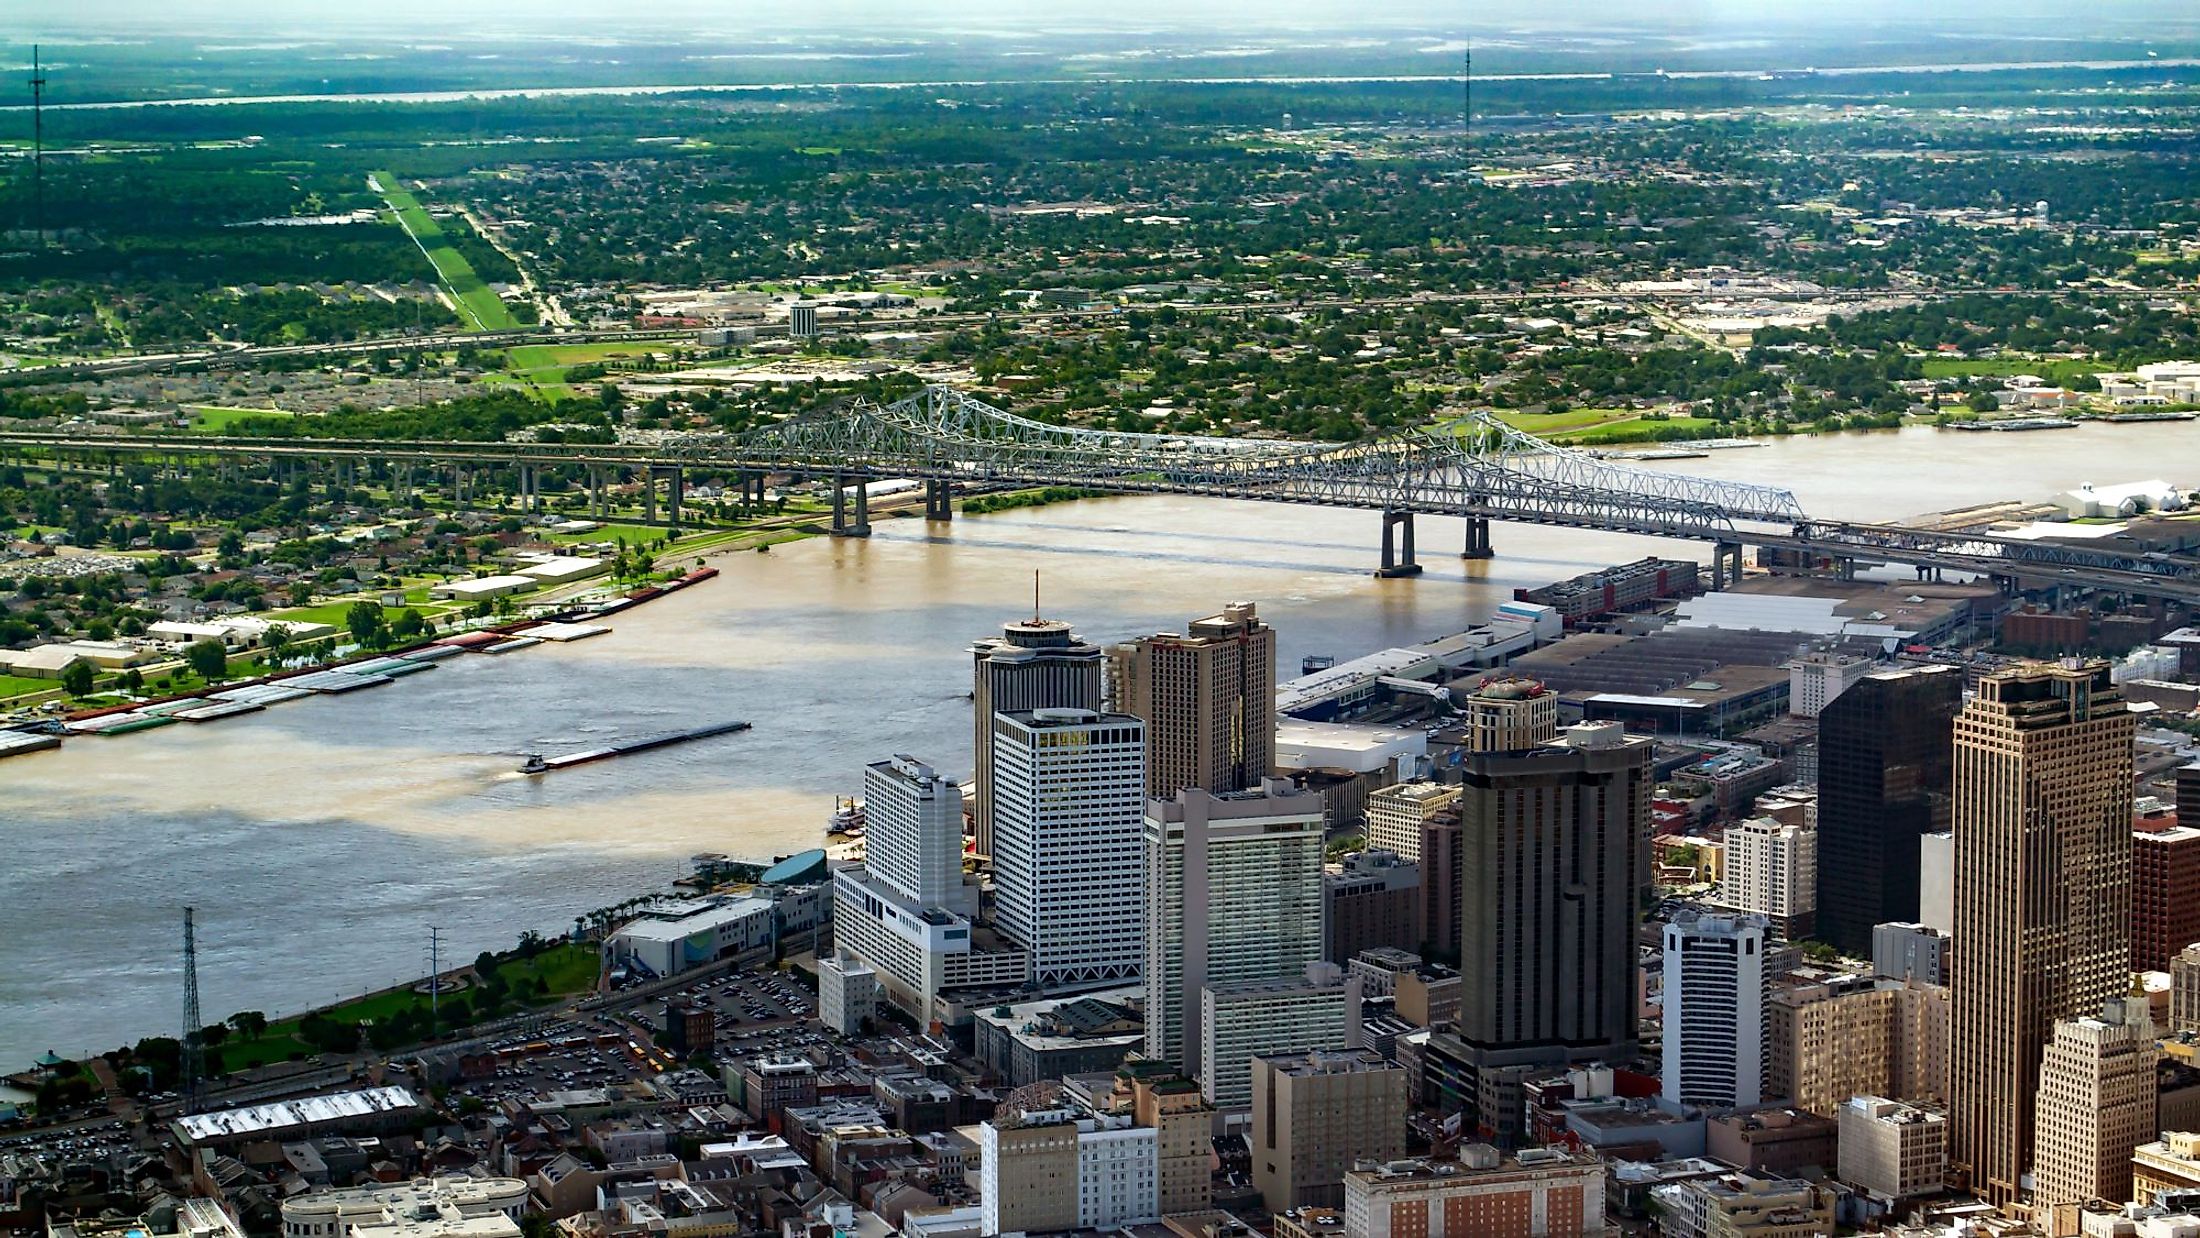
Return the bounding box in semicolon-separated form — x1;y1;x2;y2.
372;172;519;332
1918;357;2113;384
215;942;600;1068
188;405;295;432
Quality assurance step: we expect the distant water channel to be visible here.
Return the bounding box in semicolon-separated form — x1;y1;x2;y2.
3;422;2191;1059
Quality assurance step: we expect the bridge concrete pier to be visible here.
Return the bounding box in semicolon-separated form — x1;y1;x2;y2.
1913;564;1944;583
1710;542;1746;590
924;479;954;521
829;474;872;537
518;463;539;513
1376;510;1423;577
659;466;684;530
1460;515;1493;560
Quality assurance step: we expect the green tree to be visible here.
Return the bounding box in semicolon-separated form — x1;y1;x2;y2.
1965;389;2000;413
228;1010;270;1038
345;600;388;649
185;639;228;682
263;623;293;664
61;660;96;698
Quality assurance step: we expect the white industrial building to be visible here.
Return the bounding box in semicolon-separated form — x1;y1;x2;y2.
1273;719;1426;777
2100;361;2200;405
606;896;776;979
2056;480;2189;520
1662;911;1768;1111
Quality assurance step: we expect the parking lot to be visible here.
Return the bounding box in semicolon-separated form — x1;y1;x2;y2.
444;966;823;1105
0;1117;138;1166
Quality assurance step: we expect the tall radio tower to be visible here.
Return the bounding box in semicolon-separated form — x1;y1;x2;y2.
181;907;206;1112
1461;47;1473;155
29;45;47;241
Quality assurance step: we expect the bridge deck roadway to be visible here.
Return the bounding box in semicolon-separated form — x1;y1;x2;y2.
7;429;2199;603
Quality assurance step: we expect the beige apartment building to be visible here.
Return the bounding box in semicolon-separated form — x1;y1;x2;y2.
1948;661;2135;1208
1251;1049;1408;1213
1365;780;1458;862
2030;998;2157;1215
1768;975;1949;1117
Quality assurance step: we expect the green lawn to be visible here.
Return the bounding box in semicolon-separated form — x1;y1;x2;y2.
1491;407;1643;435
501;342;669;401
214;943;599;1068
189;405;294;432
373;172;519;332
1919;356;2112;384
549;521;686;547
268;598;460;629
0;674;59;701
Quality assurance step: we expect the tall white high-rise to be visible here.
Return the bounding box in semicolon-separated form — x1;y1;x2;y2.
1663;910;1768;1110
991;708;1148;986
1144;782;1328;1075
864;754;965;911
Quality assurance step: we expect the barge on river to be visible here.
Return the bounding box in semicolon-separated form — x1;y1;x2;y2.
519;720;750;774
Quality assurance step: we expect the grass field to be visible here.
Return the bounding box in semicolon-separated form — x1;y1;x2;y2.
500;342;668;400
1919;356;2112;384
373;172;520;332
549;521;684;546
0;674;59;701
216;942;599;1070
1491;407;1643;435
268;598;460;629
189;405;294;432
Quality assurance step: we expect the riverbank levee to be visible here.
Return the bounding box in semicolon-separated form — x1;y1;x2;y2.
1;422;2191;1057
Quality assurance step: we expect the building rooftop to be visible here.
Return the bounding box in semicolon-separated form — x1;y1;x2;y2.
174;1086;420;1142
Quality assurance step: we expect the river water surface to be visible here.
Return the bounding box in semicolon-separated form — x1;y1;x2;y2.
4;423;2193;1059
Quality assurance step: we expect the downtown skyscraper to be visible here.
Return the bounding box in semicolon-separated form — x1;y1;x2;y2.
1948;660;2134;1208
1108;601;1277;800
1815;664;1961;956
989;708;1148;986
1426;720;1651;1142
970;616;1105;858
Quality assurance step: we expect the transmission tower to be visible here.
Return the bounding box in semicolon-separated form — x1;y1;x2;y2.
1461;47;1472;153
427;926;444;1034
181;907;205;1112
29;45;47;242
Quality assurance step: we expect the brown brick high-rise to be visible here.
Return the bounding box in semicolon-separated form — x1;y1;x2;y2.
1949;660;2134;1208
1109;601;1276;800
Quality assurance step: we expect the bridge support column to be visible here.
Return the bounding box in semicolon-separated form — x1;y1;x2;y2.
830;475;848;534
643;471;657;524
1375;510;1423;578
924;479;954;522
1711;542;1745;590
850;477;871;538
1460;515;1493;560
664;466;683;531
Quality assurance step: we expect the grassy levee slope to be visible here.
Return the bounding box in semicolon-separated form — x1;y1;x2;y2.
372;172;519;332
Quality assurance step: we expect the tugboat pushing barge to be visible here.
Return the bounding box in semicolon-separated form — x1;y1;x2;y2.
518;720;751;774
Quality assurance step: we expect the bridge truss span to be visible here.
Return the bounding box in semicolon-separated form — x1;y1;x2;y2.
701;385;1807;539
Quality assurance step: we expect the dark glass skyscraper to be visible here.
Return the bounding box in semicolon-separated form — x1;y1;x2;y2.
1814;664;1962;956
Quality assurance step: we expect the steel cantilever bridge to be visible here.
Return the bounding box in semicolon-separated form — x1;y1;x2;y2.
6;384;2200;601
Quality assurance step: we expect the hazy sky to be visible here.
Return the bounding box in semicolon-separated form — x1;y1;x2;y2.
17;0;2200;38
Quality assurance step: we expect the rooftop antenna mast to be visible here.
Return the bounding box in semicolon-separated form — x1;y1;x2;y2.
30;45;47;243
1032;569;1041;621
181;907;205;1112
